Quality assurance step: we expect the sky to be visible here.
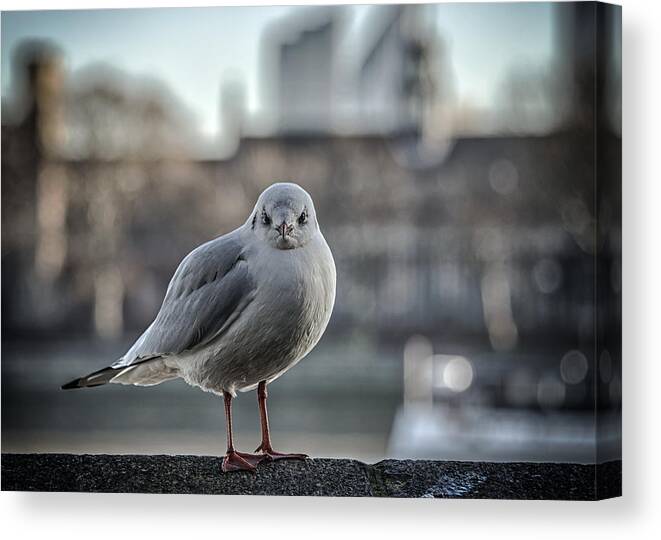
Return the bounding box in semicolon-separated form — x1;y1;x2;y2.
1;3;554;138
434;2;553;108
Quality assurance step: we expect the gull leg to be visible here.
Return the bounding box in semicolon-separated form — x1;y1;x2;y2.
254;381;308;460
222;391;267;472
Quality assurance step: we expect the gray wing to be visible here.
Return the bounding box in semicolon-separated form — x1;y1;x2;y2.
113;229;255;368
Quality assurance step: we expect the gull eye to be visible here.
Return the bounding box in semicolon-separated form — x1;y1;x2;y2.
298;211;307;225
261;211;271;226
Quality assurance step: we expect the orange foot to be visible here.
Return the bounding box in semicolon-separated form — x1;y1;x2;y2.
222;450;268;473
255;444;308;461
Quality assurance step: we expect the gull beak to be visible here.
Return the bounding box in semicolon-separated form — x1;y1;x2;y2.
276;221;289;239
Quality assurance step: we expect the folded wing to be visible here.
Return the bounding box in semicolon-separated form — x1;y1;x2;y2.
114;230;255;369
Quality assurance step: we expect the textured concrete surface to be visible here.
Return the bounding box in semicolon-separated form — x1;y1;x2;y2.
1;454;621;499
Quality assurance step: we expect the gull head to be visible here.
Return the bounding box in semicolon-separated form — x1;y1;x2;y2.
248;182;319;250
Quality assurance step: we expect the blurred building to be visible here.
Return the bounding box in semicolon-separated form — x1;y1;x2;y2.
2;1;621;375
271;8;336;134
264;4;443;140
356;4;439;137
2;41;225;340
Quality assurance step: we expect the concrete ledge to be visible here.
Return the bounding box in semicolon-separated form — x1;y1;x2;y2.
1;454;621;499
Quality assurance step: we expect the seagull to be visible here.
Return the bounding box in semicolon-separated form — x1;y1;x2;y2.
62;182;336;472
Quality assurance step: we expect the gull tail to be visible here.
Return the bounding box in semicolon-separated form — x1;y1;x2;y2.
61;355;176;389
61;366;129;390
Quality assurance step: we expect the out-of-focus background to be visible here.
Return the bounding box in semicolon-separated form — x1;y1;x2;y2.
2;2;620;463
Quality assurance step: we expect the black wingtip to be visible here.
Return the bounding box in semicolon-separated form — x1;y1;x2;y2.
61;378;83;390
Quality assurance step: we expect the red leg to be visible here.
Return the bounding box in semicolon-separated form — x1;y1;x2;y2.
222;391;268;472
254;381;308;461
